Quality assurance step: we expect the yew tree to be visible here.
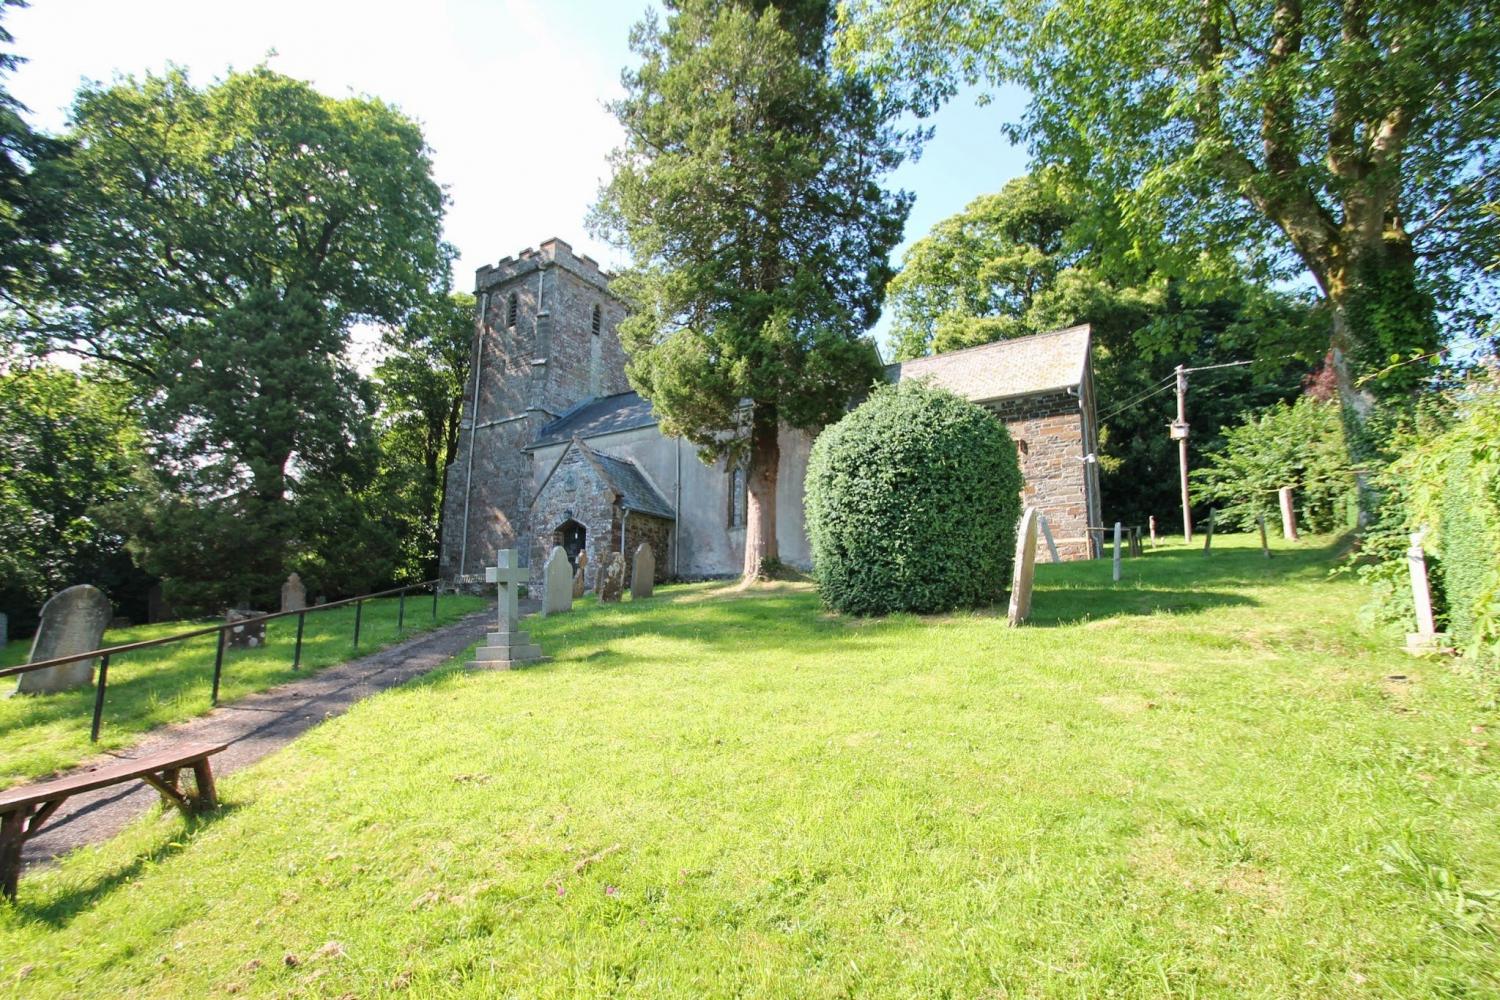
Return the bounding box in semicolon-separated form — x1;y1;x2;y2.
592;0;912;580
837;0;1500;428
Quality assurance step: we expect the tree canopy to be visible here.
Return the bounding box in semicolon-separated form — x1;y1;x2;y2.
837;0;1500;423
592;0;912;578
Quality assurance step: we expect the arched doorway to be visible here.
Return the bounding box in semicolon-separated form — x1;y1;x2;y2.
553;519;587;569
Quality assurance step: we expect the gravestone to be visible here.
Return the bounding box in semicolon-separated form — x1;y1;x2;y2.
1112;522;1122;581
280;573;307;613
1203;509;1215;553
631;543;655;600
598;552;625;603
572;550;589;599
1148;515;1157;548
1405;530;1447;654
468;548;545;669
1279;486;1299;541
541;545;573;616
1007;507;1040;626
225;609;268;649
1257;514;1271;558
1038;513;1061;564
13;584;112;695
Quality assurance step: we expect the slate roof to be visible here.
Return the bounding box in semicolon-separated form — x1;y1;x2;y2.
885;324;1091;403
579;442;676;520
529;391;658;449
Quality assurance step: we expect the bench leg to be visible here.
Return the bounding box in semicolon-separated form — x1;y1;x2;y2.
0;808;25;901
191;759;219;813
158;768;181;811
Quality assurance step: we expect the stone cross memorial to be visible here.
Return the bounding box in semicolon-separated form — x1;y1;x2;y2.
572;551;589;599
1007;507;1040;626
280;572;307;613
541;545;573;617
631;543;655;600
14;584;112;695
467;549;545;669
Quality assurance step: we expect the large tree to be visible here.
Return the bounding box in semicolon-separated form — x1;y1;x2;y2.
837;0;1500;429
591;0;912;580
372;290;474;580
6;66;447;607
0;0;62;301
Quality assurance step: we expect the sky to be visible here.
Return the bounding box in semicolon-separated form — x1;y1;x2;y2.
5;0;1032;354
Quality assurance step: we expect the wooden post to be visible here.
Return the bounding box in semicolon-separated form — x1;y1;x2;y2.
1257;514;1271;559
1112;522;1122;581
1279;486;1299;541
1203;509;1215;553
1148;515;1157;549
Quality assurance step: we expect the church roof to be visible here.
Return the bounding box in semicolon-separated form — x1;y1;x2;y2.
885;324;1091;403
582;445;676;520
530;391;657;449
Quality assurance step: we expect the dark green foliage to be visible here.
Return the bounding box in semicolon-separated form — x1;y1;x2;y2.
0;0;63;301
0;364;149;633
805;381;1021;615
1191;396;1355;533
1438;451;1492;648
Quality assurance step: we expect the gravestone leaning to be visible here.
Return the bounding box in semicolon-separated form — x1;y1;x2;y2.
542;545;573;616
572;551;589;599
14;584;112;695
280;573;307;612
598;552;625;603
1007;507;1040;626
631;543;655;600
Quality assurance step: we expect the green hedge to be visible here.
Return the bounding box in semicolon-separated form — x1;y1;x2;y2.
804;381;1021;615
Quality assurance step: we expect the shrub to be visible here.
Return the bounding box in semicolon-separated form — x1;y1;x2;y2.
804;380;1021;615
1191;395;1356;532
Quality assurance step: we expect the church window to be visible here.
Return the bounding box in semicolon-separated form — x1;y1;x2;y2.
591;303;602;336
727;459;748;528
506;292;518;328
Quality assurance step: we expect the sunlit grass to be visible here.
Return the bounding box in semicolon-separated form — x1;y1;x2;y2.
1;593;487;788
2;536;1497;997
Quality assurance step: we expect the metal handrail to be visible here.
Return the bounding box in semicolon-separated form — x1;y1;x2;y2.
3;578;445;742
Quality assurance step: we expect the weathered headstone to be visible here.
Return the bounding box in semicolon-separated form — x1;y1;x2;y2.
572;550;589;599
13;584;112;695
225;609;268;649
1007;507;1040;626
1279;486;1299;541
541;545;573;616
1148;515;1157;548
1112;522;1122;581
630;543;655;600
280;572;307;613
598;552;625;603
1203;509;1215;553
468;549;545;669
1257;514;1271;559
1038;513;1061;564
1405;530;1447;654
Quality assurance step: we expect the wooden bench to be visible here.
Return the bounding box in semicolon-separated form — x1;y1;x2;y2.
0;740;228;900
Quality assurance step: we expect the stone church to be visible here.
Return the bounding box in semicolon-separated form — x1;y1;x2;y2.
438;238;1104;592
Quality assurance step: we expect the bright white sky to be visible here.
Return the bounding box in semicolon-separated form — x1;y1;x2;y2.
6;0;1030;355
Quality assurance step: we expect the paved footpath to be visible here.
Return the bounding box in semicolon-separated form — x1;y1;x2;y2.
20;604;520;872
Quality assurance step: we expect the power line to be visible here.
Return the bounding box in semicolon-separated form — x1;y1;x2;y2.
1098;378;1175;423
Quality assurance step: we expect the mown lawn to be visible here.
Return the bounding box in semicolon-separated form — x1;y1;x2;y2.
0;593;487;789
2;535;1497;998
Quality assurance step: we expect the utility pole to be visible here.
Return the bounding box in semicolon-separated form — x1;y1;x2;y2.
1171;364;1193;543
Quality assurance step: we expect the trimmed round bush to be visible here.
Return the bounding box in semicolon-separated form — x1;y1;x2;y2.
805;380;1022;615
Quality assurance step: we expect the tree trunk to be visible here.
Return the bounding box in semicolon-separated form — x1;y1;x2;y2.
741;402;780;581
1327;287;1376;427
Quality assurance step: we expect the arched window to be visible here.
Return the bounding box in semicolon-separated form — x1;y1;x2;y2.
591;303;602;336
506;292;518;328
727;461;748;528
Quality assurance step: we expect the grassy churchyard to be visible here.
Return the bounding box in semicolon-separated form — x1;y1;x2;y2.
0;594;488;789
2;535;1498;997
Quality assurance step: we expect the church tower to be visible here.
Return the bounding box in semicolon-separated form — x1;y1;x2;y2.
438;238;630;583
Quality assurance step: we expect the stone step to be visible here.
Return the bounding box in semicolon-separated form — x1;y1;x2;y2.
466;654;549;671
473;644;543;662
486;631;533;646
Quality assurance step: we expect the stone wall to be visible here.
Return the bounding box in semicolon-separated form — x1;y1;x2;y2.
984;389;1095;560
528;445;621;592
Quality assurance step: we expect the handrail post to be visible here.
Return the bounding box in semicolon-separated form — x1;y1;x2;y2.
211;628;227;706
353;599;362;649
90;653;111;743
398;590;406;633
431;581;439;620
293;611;306;670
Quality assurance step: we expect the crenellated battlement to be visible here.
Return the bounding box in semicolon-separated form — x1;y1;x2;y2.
476;237;613;293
